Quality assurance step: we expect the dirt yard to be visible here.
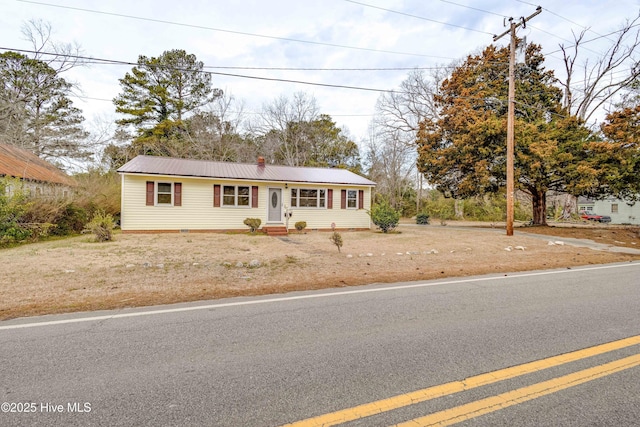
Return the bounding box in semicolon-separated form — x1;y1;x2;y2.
1;222;638;321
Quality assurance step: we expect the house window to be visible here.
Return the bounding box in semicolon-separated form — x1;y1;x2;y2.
611;203;618;213
341;189;364;209
291;188;326;208
157;183;173;204
146;181;182;206
347;190;358;208
222;185;250;207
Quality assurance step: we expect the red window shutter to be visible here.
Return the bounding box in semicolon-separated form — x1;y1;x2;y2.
327;189;333;209
341;189;346;209
358;190;364;209
213;184;220;207
174;183;182;206
252;186;258;208
146;181;154;206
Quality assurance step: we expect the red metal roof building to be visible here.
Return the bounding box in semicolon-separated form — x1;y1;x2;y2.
0;143;75;187
117;155;375;233
117;155;376;186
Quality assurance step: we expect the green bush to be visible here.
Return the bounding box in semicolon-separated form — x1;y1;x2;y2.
0;178;31;245
52;204;88;236
369;200;400;233
84;210;116;242
416;212;430;225
329;231;343;252
243;218;262;233
294;221;307;232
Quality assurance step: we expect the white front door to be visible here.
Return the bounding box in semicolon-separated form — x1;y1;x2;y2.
268;188;282;222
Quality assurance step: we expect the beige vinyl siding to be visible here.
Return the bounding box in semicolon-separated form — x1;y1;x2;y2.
121;175;266;231
121;174;372;231
286;184;371;230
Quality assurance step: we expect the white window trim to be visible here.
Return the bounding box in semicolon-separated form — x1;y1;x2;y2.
156;182;174;206
222;185;251;208
346;189;358;209
290;188;327;209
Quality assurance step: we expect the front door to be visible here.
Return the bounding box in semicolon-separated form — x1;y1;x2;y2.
268;188;282;222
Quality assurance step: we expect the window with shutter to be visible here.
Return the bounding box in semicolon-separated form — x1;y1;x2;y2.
146;181;181;206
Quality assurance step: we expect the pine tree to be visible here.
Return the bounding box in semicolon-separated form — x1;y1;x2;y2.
0;51;89;161
114;49;220;150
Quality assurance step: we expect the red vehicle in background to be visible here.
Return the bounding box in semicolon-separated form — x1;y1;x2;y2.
580;211;612;223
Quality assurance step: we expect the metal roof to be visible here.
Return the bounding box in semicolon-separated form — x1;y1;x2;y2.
118;155;376;186
0;143;75;186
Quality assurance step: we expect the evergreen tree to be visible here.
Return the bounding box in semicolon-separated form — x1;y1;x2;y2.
416;43;594;225
0;51;89;161
114;49;221;150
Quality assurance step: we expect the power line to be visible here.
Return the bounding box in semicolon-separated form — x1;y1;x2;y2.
2;44;614;102
344;0;494;35
438;0;507;18
439;0;605;57
17;0;455;60
70;95;378;118
74;60;455;72
0;46;401;94
202;65;451;72
515;0;618;43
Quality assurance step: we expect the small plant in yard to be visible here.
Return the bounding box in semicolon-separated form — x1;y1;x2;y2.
329;231;343;252
294;221;307;232
369;199;400;233
84;210;116;242
243;218;262;233
416;212;430;225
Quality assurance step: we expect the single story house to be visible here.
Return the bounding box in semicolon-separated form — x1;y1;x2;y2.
578;196;640;225
0;142;75;198
117;155;376;233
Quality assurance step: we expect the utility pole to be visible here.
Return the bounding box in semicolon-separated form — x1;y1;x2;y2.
493;6;541;236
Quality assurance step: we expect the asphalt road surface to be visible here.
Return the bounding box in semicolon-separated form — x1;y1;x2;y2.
1;261;639;426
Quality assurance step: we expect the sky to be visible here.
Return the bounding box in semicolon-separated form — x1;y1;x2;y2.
2;0;640;147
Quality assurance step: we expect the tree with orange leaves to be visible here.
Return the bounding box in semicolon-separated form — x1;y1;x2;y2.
416;42;595;225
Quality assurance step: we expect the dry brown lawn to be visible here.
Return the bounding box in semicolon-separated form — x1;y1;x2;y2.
1;222;638;321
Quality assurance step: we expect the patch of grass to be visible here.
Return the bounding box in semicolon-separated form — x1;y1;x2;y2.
285;255;298;263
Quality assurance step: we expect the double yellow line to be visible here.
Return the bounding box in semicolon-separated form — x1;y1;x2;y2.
282;335;640;427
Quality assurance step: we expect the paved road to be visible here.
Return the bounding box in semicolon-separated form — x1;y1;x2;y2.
1;262;639;426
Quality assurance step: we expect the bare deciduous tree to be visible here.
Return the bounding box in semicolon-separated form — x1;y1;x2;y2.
559;12;640;124
367;67;447;209
184;91;249;162
375;68;444;135
255;92;319;166
364;123;416;210
22;19;85;75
